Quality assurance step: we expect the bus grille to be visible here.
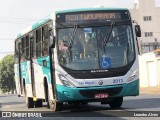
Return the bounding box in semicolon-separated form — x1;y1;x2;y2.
79;87;123;98
69;70;127;79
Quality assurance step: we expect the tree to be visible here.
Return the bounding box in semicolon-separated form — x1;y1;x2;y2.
0;55;15;93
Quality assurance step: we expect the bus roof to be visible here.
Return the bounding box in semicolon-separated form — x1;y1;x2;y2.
15;14;54;40
56;7;128;14
15;7;128;40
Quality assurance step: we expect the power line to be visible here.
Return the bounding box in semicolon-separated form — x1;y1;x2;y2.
0;20;37;22
0;18;38;22
0;39;14;41
0;17;39;25
0;20;32;25
0;52;14;54
0;17;38;20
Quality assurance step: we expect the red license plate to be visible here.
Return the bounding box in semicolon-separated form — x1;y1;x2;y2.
94;93;109;99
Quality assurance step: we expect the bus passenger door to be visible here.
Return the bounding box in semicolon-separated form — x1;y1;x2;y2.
15;40;23;96
30;26;52;99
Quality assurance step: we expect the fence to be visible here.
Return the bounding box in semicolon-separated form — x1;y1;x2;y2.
141;42;160;53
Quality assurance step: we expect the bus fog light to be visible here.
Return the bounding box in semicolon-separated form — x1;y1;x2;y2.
63;91;69;96
58;74;75;87
126;68;138;83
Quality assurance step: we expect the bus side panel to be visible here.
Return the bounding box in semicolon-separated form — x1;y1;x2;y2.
122;80;139;96
33;56;53;99
21;61;32;97
14;64;20;95
26;61;33;97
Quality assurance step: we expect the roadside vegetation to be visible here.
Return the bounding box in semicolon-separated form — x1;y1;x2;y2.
0;55;15;94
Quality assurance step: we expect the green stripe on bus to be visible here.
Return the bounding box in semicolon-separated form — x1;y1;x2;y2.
17;33;22;39
32;15;51;30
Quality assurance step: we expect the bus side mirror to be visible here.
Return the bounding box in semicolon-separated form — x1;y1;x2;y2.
135;25;141;37
49;32;55;48
48;23;55;48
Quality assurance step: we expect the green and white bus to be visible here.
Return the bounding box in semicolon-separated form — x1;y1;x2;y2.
15;8;141;111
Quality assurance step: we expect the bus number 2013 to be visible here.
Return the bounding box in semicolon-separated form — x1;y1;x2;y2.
113;79;123;84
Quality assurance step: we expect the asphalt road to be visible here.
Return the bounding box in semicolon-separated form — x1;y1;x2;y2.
0;94;160;119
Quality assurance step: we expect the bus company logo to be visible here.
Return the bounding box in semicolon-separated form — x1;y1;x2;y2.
98;80;103;85
2;112;11;117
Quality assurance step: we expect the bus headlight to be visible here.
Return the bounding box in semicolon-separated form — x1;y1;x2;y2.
58;74;75;87
126;68;139;83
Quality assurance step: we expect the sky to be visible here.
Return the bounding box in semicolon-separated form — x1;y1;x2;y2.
155;0;160;7
0;0;136;60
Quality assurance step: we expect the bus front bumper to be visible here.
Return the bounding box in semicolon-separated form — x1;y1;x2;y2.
56;80;139;102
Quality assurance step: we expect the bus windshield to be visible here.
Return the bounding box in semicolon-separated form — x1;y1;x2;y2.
57;25;135;70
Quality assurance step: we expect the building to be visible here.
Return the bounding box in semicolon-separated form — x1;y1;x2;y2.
130;0;160;53
139;49;160;87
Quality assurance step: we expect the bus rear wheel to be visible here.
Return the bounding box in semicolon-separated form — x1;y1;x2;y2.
109;97;123;108
26;97;34;108
24;84;34;108
35;99;43;107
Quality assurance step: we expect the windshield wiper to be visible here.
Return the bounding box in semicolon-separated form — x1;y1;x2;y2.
103;22;115;55
68;25;78;62
103;22;115;46
69;24;78;48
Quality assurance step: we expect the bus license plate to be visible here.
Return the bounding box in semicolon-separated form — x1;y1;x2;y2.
94;93;109;99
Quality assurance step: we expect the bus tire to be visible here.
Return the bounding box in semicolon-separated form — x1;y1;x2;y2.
26;97;34;108
24;82;34;108
35;99;43;107
81;101;88;105
50;101;63;112
44;79;49;108
109;97;123;108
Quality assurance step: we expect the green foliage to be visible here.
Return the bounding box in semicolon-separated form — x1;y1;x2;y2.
0;55;15;93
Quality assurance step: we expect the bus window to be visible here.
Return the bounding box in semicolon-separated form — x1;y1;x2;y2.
32;32;36;58
15;40;19;63
42;25;48;56
22;37;26;61
36;29;42;57
26;35;29;60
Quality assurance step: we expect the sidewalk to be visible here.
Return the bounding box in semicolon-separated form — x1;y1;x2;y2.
140;87;160;94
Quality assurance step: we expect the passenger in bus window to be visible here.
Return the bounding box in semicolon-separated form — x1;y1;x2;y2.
83;32;96;58
42;42;48;56
59;40;69;51
58;40;69;64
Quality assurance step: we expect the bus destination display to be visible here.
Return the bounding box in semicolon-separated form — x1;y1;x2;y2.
65;13;121;22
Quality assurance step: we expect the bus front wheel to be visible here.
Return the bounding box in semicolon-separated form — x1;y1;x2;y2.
109;97;123;108
50;100;63;111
